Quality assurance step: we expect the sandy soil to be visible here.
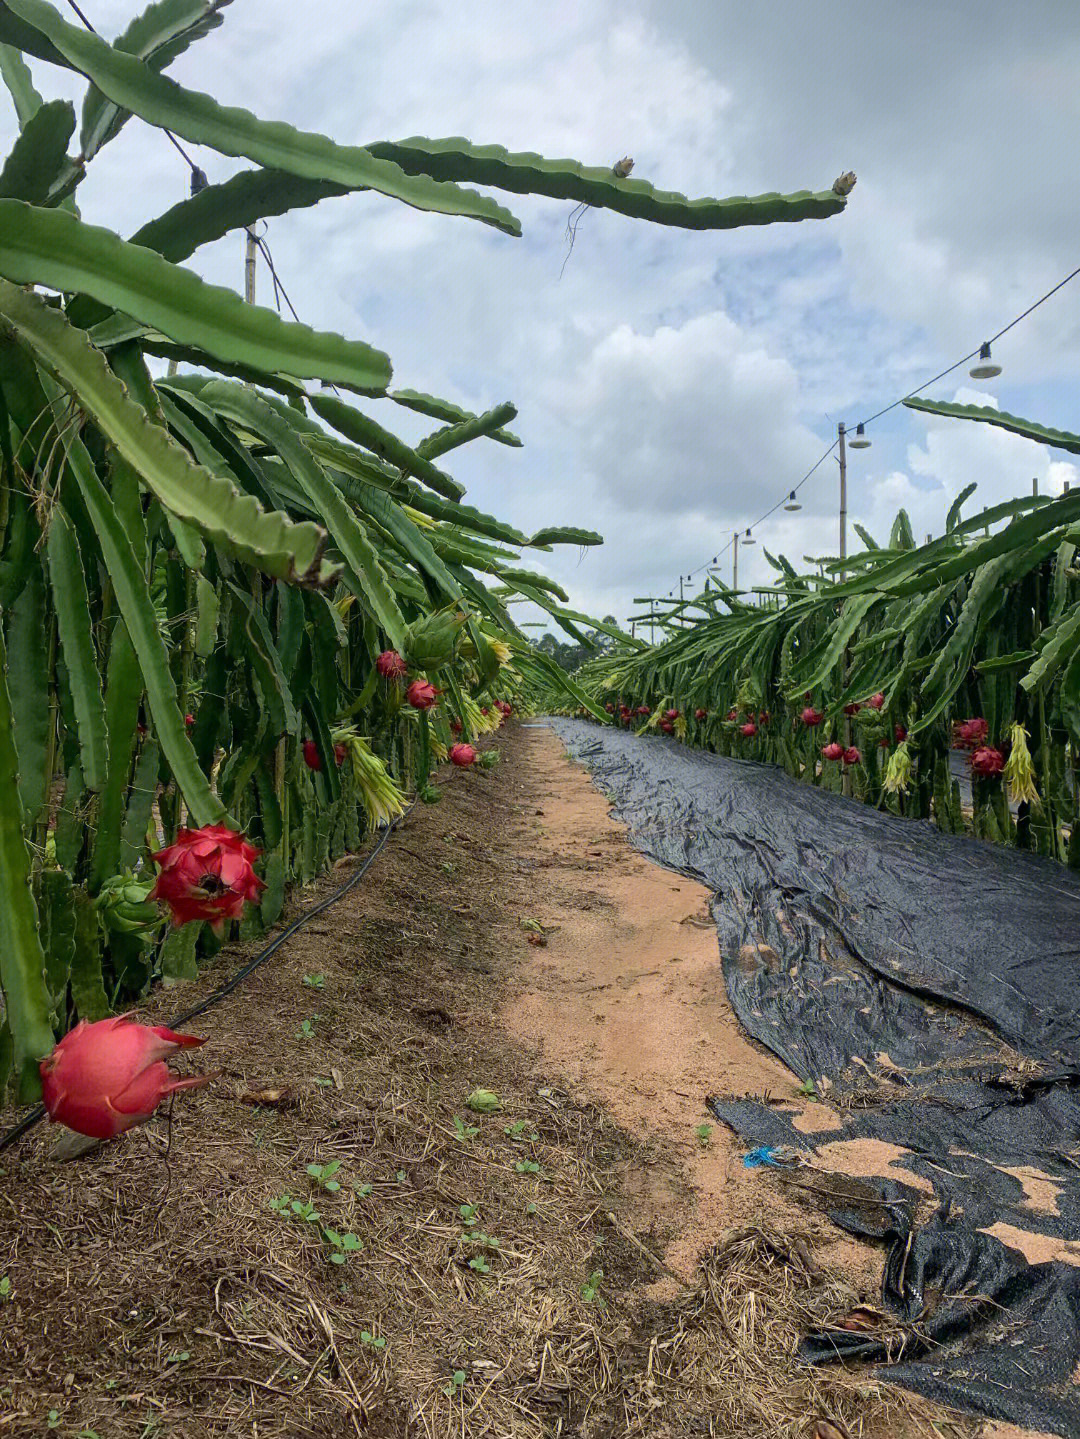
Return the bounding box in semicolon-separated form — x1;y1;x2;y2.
500;726;879;1289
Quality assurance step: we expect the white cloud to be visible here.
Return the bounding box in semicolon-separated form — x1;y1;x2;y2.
559;311;823;517
2;0;1078;631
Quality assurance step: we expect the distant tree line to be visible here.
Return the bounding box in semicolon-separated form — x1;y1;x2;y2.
535;617;624;674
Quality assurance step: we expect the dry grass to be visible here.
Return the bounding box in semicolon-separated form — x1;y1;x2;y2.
0;727;979;1438
603;1225;962;1439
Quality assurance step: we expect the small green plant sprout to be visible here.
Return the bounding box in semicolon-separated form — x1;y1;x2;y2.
165;1351;190;1365
396;1169;407;1184
313;1076;333;1088
269;1192;322;1226
466;1088;501;1113
519;917;543;933
515;1159;541;1175
47;1412;60;1431
360;1330;387;1351
302;973;325;989
459;1203;501;1264
695;1122;714;1148
453;1115;480;1140
526;1202;538;1216
580;1267;605;1305
322;1229;362;1265
440;861;456;874
796;1077;819;1101
354;1182;373;1198
295;1015;321;1039
443;1368;467;1398
504;1119;539;1142
0;1276;10;1302
270;1192;360;1263
307;1159;342;1192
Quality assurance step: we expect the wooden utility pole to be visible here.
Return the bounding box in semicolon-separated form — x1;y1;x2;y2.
245;226;258;304
837;422;848;572
838;422;851;794
732;531;739;593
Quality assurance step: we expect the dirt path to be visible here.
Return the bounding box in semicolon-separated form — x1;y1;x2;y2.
0;723;1006;1438
500;726;875;1288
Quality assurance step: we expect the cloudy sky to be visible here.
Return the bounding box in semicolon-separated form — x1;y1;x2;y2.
7;1;1080;632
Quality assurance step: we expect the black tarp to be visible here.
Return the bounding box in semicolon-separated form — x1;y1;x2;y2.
550;717;1080;1436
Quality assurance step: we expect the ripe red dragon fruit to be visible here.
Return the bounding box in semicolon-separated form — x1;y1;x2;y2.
665;708;680;720
971;745;1005;777
953;717;989;750
843;746;862;765
894;725;907;743
406;679;437;710
376;650;407;680
843;702;861;717
727;709;738;722
759;711;770;725
659;719;675;734
801;706;824;727
636;706;651;716
497;700;513;717
694;708;708;721
184;713;194;728
740;721;758;738
302;739;321;771
867;692;885;711
150;824;264;931
39;1014;211;1141
605;703;614;713
449;743;476;767
822;742;844;761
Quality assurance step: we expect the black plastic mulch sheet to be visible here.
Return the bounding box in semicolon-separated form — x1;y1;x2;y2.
550;717;1080;1437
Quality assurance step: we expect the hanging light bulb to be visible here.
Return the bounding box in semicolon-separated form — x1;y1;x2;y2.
848;422;871;449
969;342;1002;380
743;527;756;546
784;491;802;512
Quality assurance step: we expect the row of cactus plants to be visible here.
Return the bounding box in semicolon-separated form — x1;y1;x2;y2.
560;459;1080;868
0;0;852;1117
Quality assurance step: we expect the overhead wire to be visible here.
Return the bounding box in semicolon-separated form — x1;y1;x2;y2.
669;259;1080;600
63;0;302;327
63;0;207;178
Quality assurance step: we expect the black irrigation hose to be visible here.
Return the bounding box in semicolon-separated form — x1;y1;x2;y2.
0;804;415;1155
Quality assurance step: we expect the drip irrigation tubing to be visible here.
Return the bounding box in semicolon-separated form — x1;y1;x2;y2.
0;802;415;1155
